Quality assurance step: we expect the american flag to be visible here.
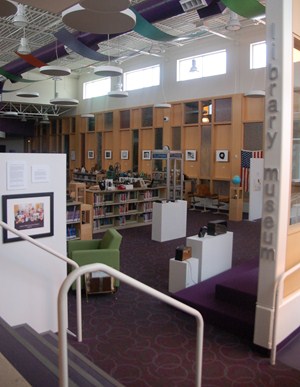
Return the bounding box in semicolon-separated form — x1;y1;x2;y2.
241;149;263;192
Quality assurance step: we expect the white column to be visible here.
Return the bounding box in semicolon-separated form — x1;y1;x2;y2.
254;0;294;348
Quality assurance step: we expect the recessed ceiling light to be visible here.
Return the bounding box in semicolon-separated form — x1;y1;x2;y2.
40;66;71;77
94;65;123;77
50;98;79;106
62;4;136;34
16;91;39;98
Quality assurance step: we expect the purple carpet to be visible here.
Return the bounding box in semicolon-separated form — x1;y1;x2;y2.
65;210;300;386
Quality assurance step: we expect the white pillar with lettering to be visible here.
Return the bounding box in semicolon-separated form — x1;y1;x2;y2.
249;158;264;221
254;0;293;348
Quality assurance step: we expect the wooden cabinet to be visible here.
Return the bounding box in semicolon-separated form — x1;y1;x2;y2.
229;186;243;221
86;186;167;233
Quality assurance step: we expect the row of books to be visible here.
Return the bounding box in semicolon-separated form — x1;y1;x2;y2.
66;206;80;222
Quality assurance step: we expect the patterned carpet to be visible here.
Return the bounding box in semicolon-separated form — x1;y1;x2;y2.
67;210;300;386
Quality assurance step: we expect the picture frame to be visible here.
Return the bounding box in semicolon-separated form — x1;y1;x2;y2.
142;150;151;160
216;150;229;162
88;150;94;159
105;150;112;160
2;192;54;243
185;150;197;161
121;150;129;160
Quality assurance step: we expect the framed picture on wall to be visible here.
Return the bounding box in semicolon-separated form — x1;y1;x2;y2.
185;150;196;161
2;192;54;243
142;150;151;160
105;150;112;159
121;150;129;160
88;150;94;159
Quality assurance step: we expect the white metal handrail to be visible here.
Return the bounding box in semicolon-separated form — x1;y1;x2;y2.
58;263;204;387
270;260;300;365
0;219;83;342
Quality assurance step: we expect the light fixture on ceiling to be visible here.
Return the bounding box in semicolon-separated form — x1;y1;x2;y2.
79;0;130;12
50;98;79;106
40;115;50;124
0;0;17;17
13;3;28;28
17;29;30;55
225;11;241;31
108;76;128;97
62;4;136;34
94;34;123;77
3;111;18;117
244;90;265;97
94;65;123;77
154;103;171;109
40;65;71;77
81;113;95;118
16;91;39;98
190;59;198;72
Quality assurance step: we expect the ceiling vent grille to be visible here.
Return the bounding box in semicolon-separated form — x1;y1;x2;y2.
179;0;208;13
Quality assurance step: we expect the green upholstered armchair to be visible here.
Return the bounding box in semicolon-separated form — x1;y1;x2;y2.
67;228;122;290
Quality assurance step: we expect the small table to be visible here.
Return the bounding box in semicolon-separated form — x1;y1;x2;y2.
186;232;233;282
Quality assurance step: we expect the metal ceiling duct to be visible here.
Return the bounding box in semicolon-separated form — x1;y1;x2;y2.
2;0;221;78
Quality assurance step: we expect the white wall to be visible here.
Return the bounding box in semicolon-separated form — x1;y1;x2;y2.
0;153;67;333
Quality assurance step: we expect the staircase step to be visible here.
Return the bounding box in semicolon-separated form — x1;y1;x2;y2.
214;267;258;309
0;317;123;387
0;318;59;387
42;331;123;387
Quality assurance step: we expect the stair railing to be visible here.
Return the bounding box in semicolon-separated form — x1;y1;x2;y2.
270;260;300;365
58;263;204;387
0;220;83;342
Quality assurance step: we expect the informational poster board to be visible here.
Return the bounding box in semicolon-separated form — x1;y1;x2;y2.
249;158;264;221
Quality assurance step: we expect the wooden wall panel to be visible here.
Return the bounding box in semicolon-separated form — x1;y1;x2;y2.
243;96;265;122
285;225;300;296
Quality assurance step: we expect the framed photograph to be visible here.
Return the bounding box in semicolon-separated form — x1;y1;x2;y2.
88;150;94;159
142;150;151;160
185;150;197;161
105;150;112;160
121;150;129;160
2;192;54;243
216;150;229;162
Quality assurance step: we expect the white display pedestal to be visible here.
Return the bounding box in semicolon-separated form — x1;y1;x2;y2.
186;232;233;282
151;200;187;242
168;258;199;293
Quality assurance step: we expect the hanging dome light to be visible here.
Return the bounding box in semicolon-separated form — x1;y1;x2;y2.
108;76;128;97
94;65;123;77
40;65;71;77
17;36;30;55
50;98;79;106
190;59;198;72
13;4;28;28
225;11;241;31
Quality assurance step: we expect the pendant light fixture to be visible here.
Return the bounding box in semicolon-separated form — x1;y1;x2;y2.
108;80;128;97
17;28;30;55
40;65;71;77
16;91;39;98
94;35;123;77
225;11;241;32
13;3;28;28
190;59;198;72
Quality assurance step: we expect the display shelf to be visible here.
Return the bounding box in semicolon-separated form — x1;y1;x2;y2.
86;186;167;233
66;202;81;240
72;171;97;186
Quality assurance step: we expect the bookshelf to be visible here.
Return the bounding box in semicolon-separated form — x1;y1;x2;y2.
66;201;93;240
86;186;167;233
